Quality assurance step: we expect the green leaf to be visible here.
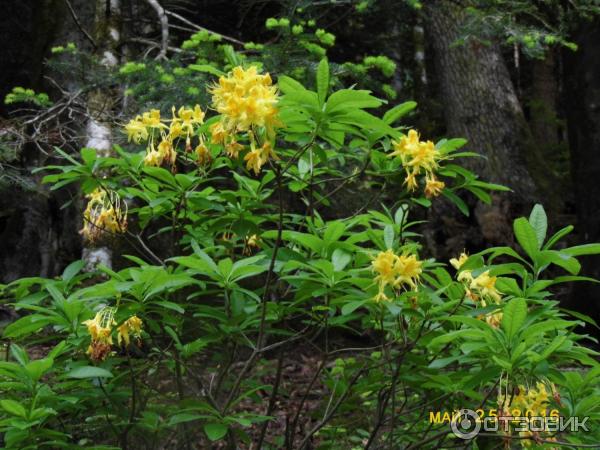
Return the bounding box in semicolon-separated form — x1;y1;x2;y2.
382;101;417;125
222;45;241;66
3;315;51;339
325;89;382;113
153;301;185;314
383;224;394;249
502;298;528;340
142;166;177;187
543;225;573;250
67;366;113;379
24;358;53;382
204;423;228;441
536;335;567;361
442;189;469;216
513;217;539;259
316;58;329;106
538;250;581;275
80;147;97;166
563;244;600;257
341;300;367;316
332;249;351;272
528;204;547;248
62;260;85;282
521;320;576;341
278;75;308;94
188;64;225;77
0;400;27;418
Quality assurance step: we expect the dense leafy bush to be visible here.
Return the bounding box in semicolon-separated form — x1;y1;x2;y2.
1;58;599;450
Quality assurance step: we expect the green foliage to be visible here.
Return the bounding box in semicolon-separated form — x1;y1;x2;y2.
460;0;600;58
4;88;52;108
2;42;600;450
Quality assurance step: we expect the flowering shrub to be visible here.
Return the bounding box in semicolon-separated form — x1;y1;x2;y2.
1;59;600;449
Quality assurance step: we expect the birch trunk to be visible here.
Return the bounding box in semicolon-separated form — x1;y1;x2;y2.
82;0;121;270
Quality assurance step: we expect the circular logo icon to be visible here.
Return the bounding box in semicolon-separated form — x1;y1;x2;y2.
451;409;481;440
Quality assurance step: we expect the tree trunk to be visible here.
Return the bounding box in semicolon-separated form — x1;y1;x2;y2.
424;1;540;199
421;1;551;259
82;0;122;271
563;19;600;326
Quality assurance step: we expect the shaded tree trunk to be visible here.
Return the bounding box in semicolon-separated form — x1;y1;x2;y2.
564;19;600;326
0;0;83;282
424;1;540;199
421;1;551;259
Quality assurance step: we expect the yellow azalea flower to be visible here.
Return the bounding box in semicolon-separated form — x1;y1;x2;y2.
393;253;422;290
144;148;164;167
259;140;278;162
450;252;469;270
80;188;127;242
243;141;278;175
246;234;259;248
192;104;205;123
424;173;445;198
141;109;163;127
244;149;263;175
485;310;502;328
226;140;244;158
177;105;205;136
389;129;444;196
210;66;280;135
389;129;421;160
372;249;398;286
157;139;176;165
243;234;260;255
169;120;184;140
210;122;227;144
125;117;149;143
117;315;143;347
470;271;502;303
195;143;211;165
404;172;418;191
407;140;439;174
371;249;422;300
83;308;116;362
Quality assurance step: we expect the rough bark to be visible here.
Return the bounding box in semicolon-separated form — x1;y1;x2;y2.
424;1;539;199
0;0;83;283
421;1;550;259
563;19;600;325
530;53;560;153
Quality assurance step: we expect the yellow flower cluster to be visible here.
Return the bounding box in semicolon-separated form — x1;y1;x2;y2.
117;315;143;347
83;308;116;362
80;188;127;242
389;129;445;198
371;249;422;301
209;66;281;175
497;381;558;447
498;382;551;416
244;141;279;175
210;66;279;134
83;308;144;362
122;66;281;175
124;106;207;168
450;252;503;327
243;234;260;255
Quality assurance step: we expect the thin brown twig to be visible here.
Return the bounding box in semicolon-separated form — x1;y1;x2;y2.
64;0;97;49
165;10;245;45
